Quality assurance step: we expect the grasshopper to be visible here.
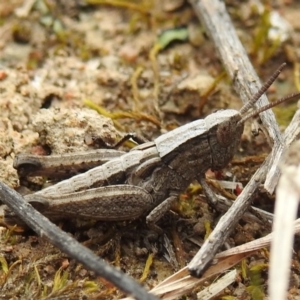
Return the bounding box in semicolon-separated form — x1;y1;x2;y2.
4;64;300;232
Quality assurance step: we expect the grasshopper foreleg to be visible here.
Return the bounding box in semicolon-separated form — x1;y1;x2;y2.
199;177;219;209
146;194;178;233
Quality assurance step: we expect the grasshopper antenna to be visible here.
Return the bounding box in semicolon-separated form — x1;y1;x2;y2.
238;92;300;125
239;63;286;115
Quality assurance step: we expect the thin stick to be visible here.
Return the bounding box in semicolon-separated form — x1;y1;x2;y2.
188;162;266;276
265;107;300;193
187;0;298;276
189;0;283;146
188;103;300;276
0;182;157;300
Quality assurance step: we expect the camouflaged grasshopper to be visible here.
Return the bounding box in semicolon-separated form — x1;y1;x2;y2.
4;63;300;232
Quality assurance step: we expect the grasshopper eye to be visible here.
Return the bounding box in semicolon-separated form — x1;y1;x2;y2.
216;120;235;147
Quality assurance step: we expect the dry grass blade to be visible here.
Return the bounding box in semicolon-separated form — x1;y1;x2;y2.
121;252;247;300
269;140;300;300
121;218;300;300
121;240;270;299
196;269;237;299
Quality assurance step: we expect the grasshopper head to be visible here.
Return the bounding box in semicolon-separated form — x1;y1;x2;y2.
209;63;300;170
205;110;244;170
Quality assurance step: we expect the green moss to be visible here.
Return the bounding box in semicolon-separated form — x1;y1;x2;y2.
273;103;297;127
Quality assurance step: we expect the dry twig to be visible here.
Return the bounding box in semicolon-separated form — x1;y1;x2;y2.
269;140;300;300
188;0;299;276
0;182;157;300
